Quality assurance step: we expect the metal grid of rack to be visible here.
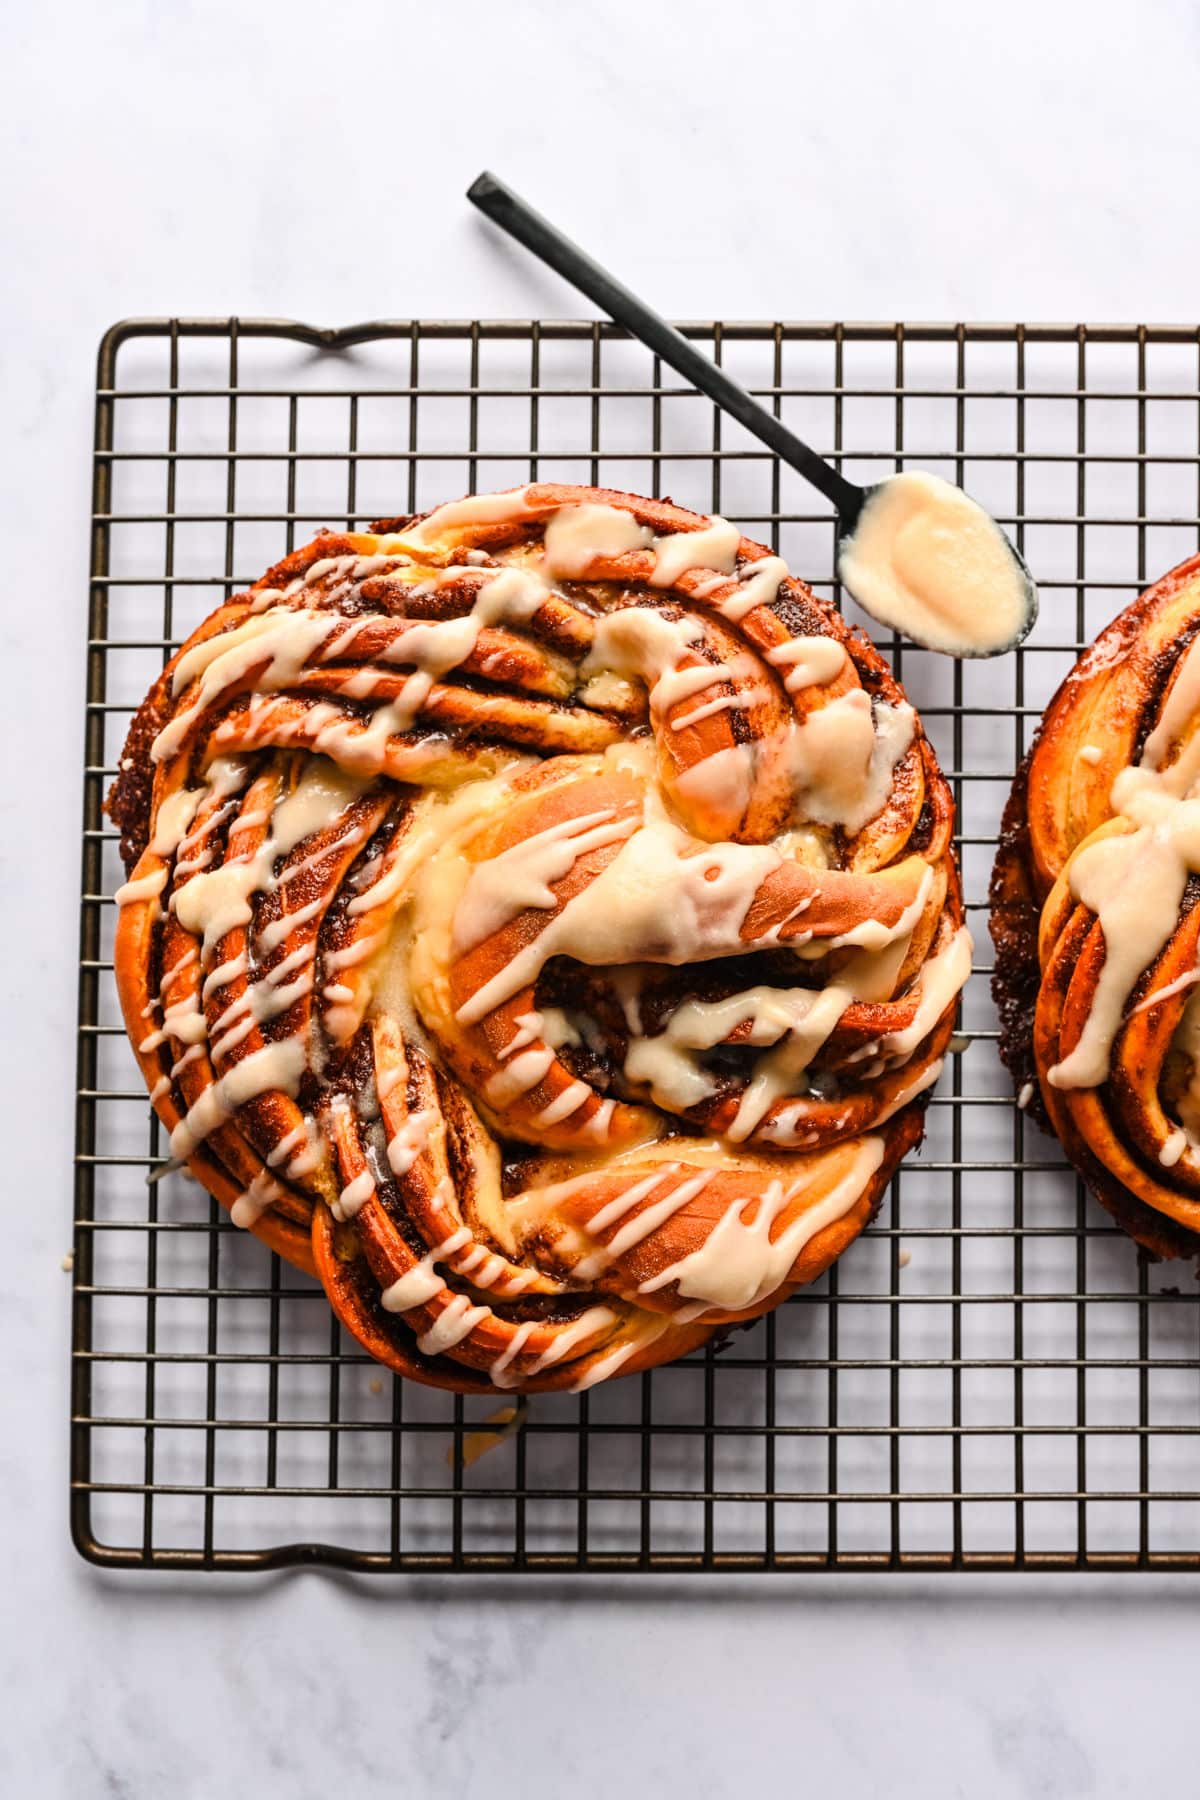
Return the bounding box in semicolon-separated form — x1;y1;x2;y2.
74;317;1200;1572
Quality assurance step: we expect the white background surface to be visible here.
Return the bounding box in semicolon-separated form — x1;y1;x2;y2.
5;1;1200;1793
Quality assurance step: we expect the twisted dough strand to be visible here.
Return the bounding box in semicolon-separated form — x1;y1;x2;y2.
992;553;1200;1256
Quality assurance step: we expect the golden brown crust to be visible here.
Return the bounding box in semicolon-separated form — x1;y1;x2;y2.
991;750;1049;1131
111;483;966;1389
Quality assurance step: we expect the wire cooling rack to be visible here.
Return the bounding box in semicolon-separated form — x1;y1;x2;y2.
75;317;1200;1573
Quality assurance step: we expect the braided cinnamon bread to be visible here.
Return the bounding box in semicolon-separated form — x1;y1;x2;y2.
992;554;1200;1257
110;483;969;1392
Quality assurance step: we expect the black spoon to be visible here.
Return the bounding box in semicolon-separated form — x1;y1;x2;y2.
467;170;1037;658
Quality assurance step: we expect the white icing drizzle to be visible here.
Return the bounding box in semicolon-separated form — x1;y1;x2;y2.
259;896;325;952
266;1123;310;1169
638;1136;886;1312
202;951;249;1001
1141;637;1200;771
280;824;373;894
584;1098;618;1141
172;758;367;952
1017;1081;1034;1110
380;1225;473;1313
333;1169;375;1223
174;847;214;878
581;607;706;713
620;919;966;1135
541;502;652;576
1050;824;1173;1087
1044;636;1200;1093
870;1056;945;1125
417;1293;493;1356
451;809;635;955
765;635;848;693
624;1032;718;1110
169;1036;307;1159
575;1170;715;1280
159;554;552;774
309;564;551;771
489;1320;537;1387
155;610;338;762
580;670;638;711
1160;1128;1189;1168
456;1249;515;1294
404;493;742;616
716;556;788;623
670;681;774;732
161;996;207;1044
672;743;757;829
785;690;915;836
375;1065;406;1101
350;553;398;579
568;1340;641;1392
610;969;644;1035
386;1108;434;1177
523;1305;617;1375
169;1044;204;1081
324;933;384;973
303;553;358;587
1130;967;1200;1015
454;815;783;1026
876;927;973;1060
1049;824;1200;1089
650;516;741;586
725;989;858;1142
830;868;932;953
485;1047;557;1106
503;1010;556;1057
405;486;534;543
230;1169;288;1228
208;948;315;1062
344;804;465;920
115;868;168;907
162;944;200;982
149;787;204;858
1078;745;1103;766
584;1165;681;1236
533;1082;593;1127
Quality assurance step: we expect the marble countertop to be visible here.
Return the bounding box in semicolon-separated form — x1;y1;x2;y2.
5;0;1200;1792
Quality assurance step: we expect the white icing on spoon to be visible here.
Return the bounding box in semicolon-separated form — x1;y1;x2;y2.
837;471;1036;658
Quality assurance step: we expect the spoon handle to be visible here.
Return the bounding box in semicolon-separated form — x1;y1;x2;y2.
467;171;863;525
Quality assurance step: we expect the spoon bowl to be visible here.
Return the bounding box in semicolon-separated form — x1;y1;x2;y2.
835;470;1039;659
